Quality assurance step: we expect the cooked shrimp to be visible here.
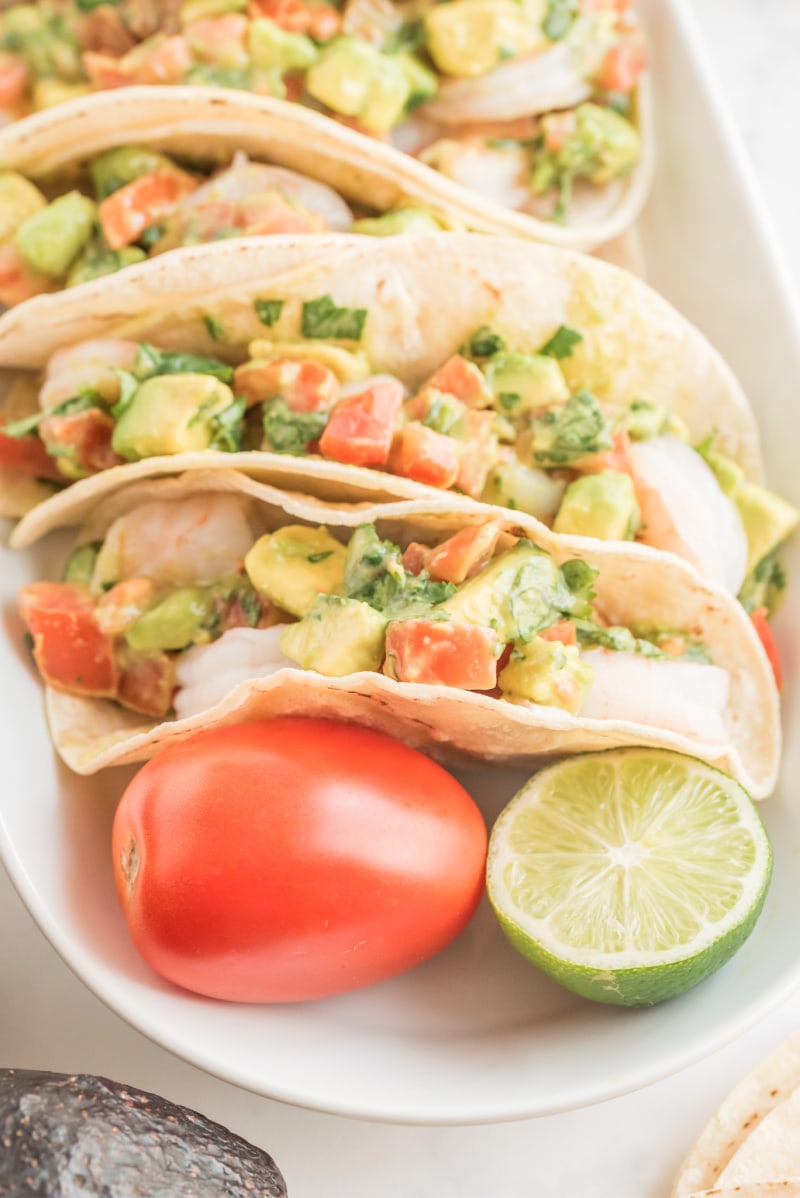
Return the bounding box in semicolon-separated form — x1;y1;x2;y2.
578;649;730;743
174;625;293;719
628;436;749;594
40;339;139;412
91;494;256;590
420;40;591;125
182;155;354;231
419;138;534;210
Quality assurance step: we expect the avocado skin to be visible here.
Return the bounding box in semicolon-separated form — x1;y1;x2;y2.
0;1069;288;1197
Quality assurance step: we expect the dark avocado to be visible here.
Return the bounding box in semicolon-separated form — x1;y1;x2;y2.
0;1069;288;1197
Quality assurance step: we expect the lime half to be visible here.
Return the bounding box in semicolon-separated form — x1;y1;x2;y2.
486;749;772;1007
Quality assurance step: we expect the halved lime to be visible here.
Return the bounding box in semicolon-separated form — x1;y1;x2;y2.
486;749;772;1006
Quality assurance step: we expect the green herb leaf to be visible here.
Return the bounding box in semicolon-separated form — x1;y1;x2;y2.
262;397;327;455
134;343;235;383
467;326;505;358
530;389;612;466
204;315;226;342
302;295;367;341
110;370;140;421
539;325;583;359
4;389;104;439
542;0;579;42
560;559;599;609
208;395;246;453
254;298;285;327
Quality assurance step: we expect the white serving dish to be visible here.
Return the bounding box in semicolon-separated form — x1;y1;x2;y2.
1;0;800;1125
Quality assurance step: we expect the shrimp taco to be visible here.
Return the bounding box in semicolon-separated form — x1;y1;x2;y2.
0;0;653;251
18;468;780;797
2;234;796;616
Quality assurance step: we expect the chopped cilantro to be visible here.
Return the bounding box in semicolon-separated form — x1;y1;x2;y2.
134;343;235;383
302;295;367;341
139;223;166;248
308;551;334;564
254;298;285;327
239;588;263;629
542;0;579;40
499;392;521;411
204;315;225;342
110;371;140;421
208;396;246;452
343;523;454;618
530;389;612;466
467;326;505;359
4;388;103;439
262;398;327;455
539;325;583;359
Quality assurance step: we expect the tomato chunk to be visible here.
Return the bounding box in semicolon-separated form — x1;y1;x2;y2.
0;418;62;481
0;244;53;307
117;648;176;717
82;51;136;89
540;620;577;647
39;407;123;476
0;52;29;108
20;582;117;697
242;195;326;236
422;355;492;408
319;379;404;467
751;606;782;691
234;358;338;411
389;422;460;489
424;520;504;583
99;171;197;250
596;38;647;93
184;15;249;65
456;409;496;498
384;620;499;690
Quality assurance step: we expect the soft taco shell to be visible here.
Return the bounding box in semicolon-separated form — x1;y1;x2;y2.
0;83;653;256
673;1035;800;1196
3;232;762;547
36;468;780;795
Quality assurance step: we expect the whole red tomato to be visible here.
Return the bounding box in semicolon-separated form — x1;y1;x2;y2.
112;718;488;1003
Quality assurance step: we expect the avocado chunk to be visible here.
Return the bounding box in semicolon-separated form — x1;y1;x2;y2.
499;636;595;713
484;352;569;413
553;470;640;540
111;374;237;461
699;444;745;496
14;191;97;278
125;587;214;653
441;541;573;641
62;541;101;586
481;457;567;521
0;172;46;245
424;0;544;78
90;145;182;201
735;480;800;576
248;17;318;71
306;37;411;132
245;525;347;616
280;594;388;674
350;207;443;237
0;1069;286;1198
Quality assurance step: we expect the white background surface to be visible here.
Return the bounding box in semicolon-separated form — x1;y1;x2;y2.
3;1;800;1194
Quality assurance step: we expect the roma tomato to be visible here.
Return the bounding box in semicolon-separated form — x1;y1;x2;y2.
112;718;488;1003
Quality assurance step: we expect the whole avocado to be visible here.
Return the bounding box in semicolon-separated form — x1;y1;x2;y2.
0;1069;288;1197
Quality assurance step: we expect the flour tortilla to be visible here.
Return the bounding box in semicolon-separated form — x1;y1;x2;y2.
0;82;653;257
673;1035;800;1196
3;230;762;548
36;468;780;794
687;1187;800;1197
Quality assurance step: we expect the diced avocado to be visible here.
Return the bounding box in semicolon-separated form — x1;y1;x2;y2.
90;146;182;202
623;400;668;442
499;636;595;714
417;389;468;435
245;525;347;616
484;352;569;414
3;6;83;81
125;587;214;653
441;541;571;641
32;79;91;110
481;458;567;521
424;0;544;78
0;172;46;244
66;246;148;288
249;339;371;383
180;0;247;21
350;207;443;237
735;481;800;576
395;53;438;107
111;374;236;461
575;102;641;185
62;541;101;586
14;192;96;279
248;18;318;72
698;445;745;496
306;38;411;132
553;471;640;541
280;594;387;675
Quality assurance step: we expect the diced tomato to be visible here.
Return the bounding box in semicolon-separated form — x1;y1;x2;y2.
581;428;633;475
0;52;29;108
0;244;53;307
249;0;315;34
242;194;326;236
78;8;136;55
424;521;505;584
543;111;578;152
319;379;404;468
388;422;460;489
234;358;338;412
384;620;499;690
421;355;493;409
400;542;429;576
117;648;176;717
184;15;249;66
0;417;62;481
540;620;577;647
95;578;155;637
751;606;782;691
455;409;496;498
82;51;136;89
99;171;197;250
307;5;341;40
596;37;647;93
39;408;123;476
20;582;117;697
131;35;193;85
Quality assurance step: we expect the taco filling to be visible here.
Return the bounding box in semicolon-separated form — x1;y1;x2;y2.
4;322;796;600
0;146;442;307
0;0;645;223
19;491;731;746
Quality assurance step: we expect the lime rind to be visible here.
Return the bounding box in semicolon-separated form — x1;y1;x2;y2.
486;749;773;1007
